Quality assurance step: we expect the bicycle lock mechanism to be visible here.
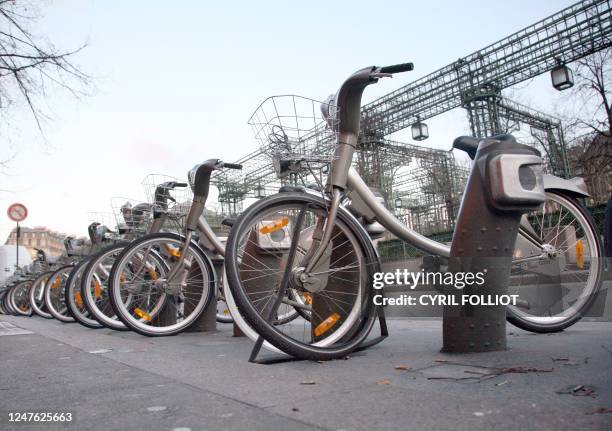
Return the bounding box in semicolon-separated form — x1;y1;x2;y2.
443;134;546;352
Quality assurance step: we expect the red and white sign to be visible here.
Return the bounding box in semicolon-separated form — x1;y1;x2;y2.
7;203;28;222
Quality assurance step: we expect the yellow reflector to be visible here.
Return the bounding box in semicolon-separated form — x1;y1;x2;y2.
314;312;341;337
149;268;158;280
576;239;584;269
223;309;230;315
165;244;181;258
303;292;313;305
134;307;152;322
94;281;102;299
75;292;84;308
260;218;289;235
51;278;62;289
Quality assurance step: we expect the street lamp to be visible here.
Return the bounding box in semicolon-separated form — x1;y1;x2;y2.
411;118;429;141
551;64;574;91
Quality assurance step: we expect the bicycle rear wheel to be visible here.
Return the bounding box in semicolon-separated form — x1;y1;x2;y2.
226;192;379;360
507;191;604;332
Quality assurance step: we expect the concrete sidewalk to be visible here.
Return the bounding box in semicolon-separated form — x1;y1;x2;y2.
1;315;611;431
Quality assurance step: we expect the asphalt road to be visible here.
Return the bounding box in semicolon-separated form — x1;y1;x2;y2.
1;315;611;431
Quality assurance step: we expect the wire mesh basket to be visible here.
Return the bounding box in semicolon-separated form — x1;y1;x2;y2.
87;212;116;231
248;95;339;177
141;174;193;232
110;197;153;236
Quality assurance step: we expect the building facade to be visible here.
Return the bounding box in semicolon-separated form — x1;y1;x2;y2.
5;226;66;259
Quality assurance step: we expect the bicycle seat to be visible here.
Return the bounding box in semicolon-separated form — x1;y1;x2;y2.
221;217;236;227
452;136;480;160
453;134;516;160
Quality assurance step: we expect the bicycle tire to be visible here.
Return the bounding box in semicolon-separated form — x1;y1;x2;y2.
81;243;130;331
226;191;380;360
44;265;76;323
506;191;604;333
109;232;215;336
65;257;103;329
29;271;54;319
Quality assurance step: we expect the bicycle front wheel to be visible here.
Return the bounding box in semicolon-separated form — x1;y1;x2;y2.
109;233;215;336
226;192;379;361
82;244;129;331
29;271;54;319
65;257;103;329
10;281;33;316
507;191;604;332
44;265;76;323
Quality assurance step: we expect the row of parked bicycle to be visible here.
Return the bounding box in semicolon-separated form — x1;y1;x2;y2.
1;63;607;361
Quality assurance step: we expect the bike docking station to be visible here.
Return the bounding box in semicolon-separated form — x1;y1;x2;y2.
443;134;546;352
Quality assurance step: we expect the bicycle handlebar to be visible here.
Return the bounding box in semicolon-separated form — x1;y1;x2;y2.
379;62;414;74
223;163;242;170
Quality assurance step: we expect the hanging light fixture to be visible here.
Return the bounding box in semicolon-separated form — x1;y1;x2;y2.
255;184;265;198
394;197;403;210
551;63;574;91
411;117;429;141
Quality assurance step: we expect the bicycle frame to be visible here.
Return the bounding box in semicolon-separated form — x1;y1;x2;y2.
300;65;591;277
347;167;451;257
307;165;592;271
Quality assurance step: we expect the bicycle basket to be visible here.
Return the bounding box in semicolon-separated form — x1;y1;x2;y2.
110;197;153;236
141;174;193;232
87;212;116;231
248;95;338;177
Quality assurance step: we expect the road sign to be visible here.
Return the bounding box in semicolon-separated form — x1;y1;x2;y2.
7;203;28;222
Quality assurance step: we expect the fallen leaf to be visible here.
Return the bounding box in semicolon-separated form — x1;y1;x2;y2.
300;380;316;385
395;365;412;371
377;379;391;385
495;380;508;387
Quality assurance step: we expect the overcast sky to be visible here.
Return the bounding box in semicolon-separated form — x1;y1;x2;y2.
0;0;578;240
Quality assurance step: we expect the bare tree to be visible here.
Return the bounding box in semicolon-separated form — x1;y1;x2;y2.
569;48;612;136
0;0;91;139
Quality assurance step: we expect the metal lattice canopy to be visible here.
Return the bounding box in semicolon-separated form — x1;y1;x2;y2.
213;0;611;218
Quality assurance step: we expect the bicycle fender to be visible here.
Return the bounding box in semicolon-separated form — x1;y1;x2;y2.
543;174;590;198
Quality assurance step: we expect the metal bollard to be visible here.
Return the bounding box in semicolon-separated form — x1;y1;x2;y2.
443;135;546;352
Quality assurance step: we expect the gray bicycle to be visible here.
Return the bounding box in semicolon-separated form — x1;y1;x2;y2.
224;63;604;360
